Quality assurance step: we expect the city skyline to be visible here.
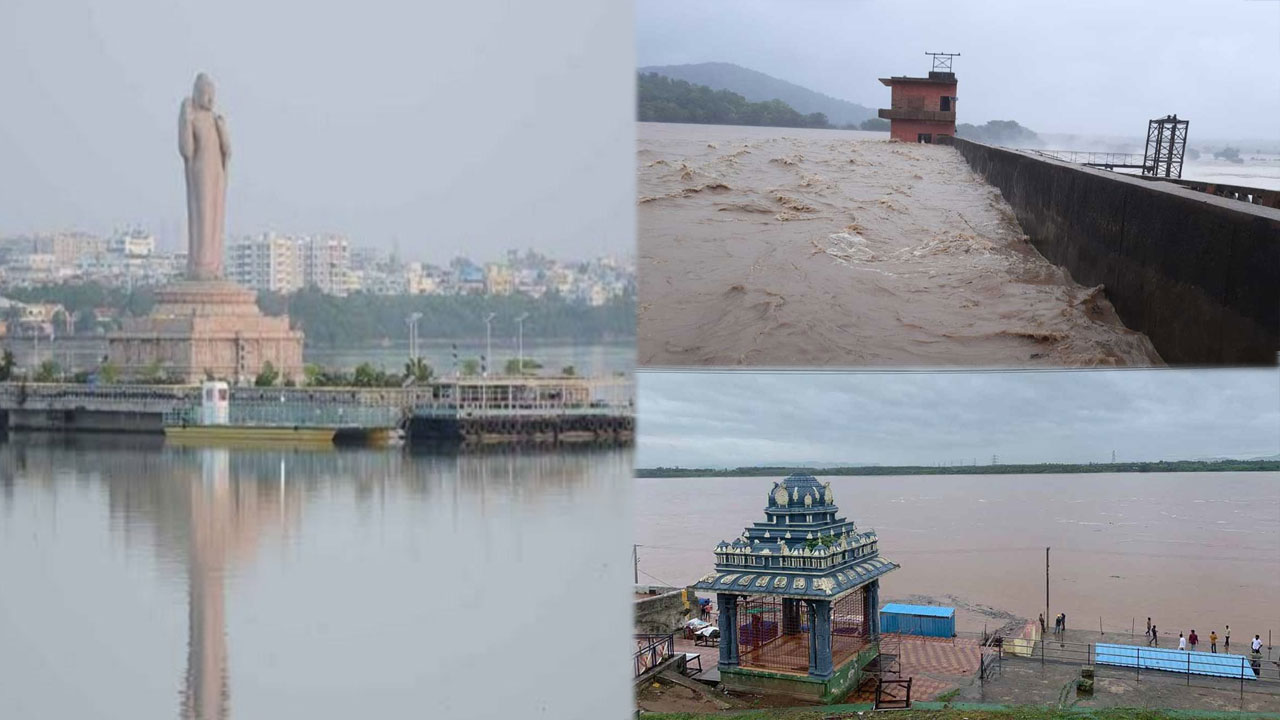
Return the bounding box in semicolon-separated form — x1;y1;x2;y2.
0;226;634;302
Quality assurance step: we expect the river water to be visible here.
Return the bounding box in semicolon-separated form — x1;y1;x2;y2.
0;439;632;719
637;123;1161;368
636;473;1278;639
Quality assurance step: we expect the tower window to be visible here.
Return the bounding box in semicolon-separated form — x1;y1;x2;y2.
940;96;951;111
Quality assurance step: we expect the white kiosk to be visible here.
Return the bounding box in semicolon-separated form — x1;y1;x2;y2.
199;381;230;425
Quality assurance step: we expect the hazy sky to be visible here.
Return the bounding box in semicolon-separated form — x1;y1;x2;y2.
637;369;1280;467
637;0;1280;140
0;0;634;262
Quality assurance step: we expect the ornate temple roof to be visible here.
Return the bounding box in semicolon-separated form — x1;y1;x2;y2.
693;473;898;600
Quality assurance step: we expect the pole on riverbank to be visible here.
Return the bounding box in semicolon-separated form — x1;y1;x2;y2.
1044;546;1050;647
633;544;639;585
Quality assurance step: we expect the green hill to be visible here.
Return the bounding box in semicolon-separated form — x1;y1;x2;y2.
639;61;875;126
638;73;830;129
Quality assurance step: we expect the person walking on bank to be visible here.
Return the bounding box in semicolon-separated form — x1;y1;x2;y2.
1061;612;1067;634
1189;629;1198;652
1039;613;1046;636
1149;625;1158;647
1253;635;1264;654
1210;630;1218;653
1146;617;1152;637
1178;632;1187;651
1225;625;1231;651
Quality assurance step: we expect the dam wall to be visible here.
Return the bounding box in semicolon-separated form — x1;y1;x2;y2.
941;136;1279;365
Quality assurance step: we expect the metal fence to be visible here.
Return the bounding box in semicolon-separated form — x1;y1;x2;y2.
830;588;870;669
1033;149;1149;169
734;590;870;675
980;633;1003;682
164;401;405;428
991;634;1279;700
738;596;805;673
634;633;676;678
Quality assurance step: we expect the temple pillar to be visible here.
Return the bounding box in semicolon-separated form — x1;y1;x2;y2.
866;580;881;637
782;597;802;635
717;593;739;669
807;599;834;678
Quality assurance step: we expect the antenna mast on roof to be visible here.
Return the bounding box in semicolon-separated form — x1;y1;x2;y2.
925;52;960;73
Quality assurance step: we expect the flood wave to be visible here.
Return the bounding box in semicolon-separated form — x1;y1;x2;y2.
637;123;1163;367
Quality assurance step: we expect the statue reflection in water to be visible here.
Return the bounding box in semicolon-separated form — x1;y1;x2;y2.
1;437;612;718
180;448;301;720
183;449;231;720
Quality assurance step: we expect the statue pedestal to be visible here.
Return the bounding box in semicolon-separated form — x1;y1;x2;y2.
107;280;304;384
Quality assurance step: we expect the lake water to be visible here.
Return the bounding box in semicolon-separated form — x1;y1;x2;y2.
0;438;632;719
635;473;1278;639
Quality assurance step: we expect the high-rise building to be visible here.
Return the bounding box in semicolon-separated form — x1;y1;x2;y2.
106;229;155;258
484;263;515;296
226;233;303;293
299;234;352;296
226;233;353;295
38;231;107;264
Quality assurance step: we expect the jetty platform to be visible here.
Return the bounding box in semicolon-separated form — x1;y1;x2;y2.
0;376;633;447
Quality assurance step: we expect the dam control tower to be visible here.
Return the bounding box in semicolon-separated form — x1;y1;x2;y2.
878;52;959;144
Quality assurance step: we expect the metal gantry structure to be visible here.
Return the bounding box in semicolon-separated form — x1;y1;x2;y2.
1035;115;1189;179
1142;114;1189;179
925;52;960;73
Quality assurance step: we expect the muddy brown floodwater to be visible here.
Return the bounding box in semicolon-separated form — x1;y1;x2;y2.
637;122;1163;367
635;473;1279;638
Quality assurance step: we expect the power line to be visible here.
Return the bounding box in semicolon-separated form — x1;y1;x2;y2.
637;567;683;589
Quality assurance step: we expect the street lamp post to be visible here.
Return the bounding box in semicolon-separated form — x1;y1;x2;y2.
514;312;529;376
483;312;495;378
405;312;423;364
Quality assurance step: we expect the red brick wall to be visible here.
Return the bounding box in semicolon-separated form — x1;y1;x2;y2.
889;82;956;112
887;80;957;142
889;119;955;143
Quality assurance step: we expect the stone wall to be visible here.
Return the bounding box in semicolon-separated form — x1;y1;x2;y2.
941;136;1280;365
634;585;695;635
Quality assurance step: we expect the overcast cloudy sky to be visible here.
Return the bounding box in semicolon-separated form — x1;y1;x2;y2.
637;0;1280;140
637;369;1280;468
0;0;633;262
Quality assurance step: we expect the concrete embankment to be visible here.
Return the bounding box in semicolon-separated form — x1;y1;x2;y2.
942;136;1279;365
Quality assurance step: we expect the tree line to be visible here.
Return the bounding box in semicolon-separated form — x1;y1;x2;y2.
3;282;635;346
262;288;634;347
638;72;830;129
636;459;1280;477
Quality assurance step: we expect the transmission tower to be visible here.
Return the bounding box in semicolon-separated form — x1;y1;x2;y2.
1142;115;1189;179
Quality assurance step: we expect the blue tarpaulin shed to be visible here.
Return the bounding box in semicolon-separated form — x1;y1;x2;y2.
879;603;955;637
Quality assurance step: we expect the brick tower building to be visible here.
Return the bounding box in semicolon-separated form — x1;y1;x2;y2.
877;53;959;143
